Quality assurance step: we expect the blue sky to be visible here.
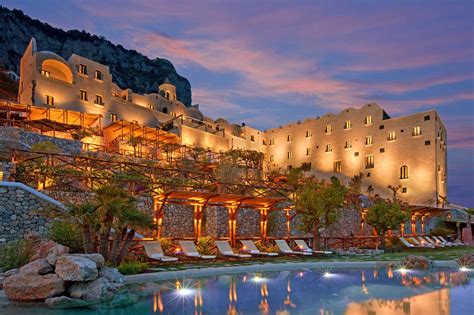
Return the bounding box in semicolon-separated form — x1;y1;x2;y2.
3;0;473;206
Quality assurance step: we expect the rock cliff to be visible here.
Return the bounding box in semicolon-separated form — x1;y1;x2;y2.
0;6;192;106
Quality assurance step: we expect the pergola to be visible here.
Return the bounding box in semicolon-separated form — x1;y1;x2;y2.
103;120;179;148
405;205;449;235
0;101;102;131
153;191;286;246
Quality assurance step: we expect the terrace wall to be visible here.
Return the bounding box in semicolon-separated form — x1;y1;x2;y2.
0;182;63;243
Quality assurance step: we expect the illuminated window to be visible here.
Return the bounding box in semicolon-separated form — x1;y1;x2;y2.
325;124;332;134
45;95;54;106
365;155;374;169
365;115;372;125
80;90;88;101
306;130;312;138
94;94;104;105
94;70;103;80
306;147;312;156
344;120;352;130
287;152;293;160
387;131;396;141
250;135;255;142
325;144;332;152
269;138;275;145
79;64;88;75
334;161;342;173
287;134;292;142
110;113;117;123
400;165;408;179
412;126;421;136
365;136;373;146
41;69;50;77
344;139;352;149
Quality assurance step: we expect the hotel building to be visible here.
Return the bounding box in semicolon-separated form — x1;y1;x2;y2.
16;38;447;205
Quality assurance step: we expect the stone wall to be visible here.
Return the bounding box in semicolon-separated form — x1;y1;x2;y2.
0;127;82;155
0;182;63;243
160;204;194;238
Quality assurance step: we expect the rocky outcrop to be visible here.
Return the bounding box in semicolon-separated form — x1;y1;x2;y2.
402;255;433;269
19;258;53;275
3;242;130;309
0;6;192;106
55;255;99;281
3;273;65;301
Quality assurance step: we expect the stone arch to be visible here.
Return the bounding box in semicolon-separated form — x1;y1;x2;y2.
41;59;73;83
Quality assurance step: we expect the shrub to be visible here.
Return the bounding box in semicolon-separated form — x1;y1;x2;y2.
47;221;83;253
196;237;214;255
118;261;149;275
256;242;279;253
0;239;35;270
430;227;454;238
31;141;61;153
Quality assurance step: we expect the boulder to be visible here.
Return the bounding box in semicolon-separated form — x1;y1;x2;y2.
45;296;97;309
19;258;53;275
3;273;65;301
69;277;119;302
457;253;474;267
32;240;69;264
99;267;125;284
3;268;18;277
75;253;105;269
402;255;433;269
55;255;98;281
0;276;4;290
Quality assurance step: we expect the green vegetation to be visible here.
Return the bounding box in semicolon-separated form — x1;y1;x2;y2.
47;221;83;253
195;237;214;255
296;176;347;250
0;239;35;270
366;200;409;249
118;261;150;275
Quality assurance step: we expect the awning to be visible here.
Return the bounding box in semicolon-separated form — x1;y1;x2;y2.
103;120;179;145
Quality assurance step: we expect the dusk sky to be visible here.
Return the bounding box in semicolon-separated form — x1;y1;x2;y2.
3;0;473;206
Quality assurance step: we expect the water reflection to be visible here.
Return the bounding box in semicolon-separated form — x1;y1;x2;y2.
146;268;472;314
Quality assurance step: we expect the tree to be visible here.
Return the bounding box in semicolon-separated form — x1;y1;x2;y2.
348;172;364;195
387;184;402;202
365;200;409;249
297;177;347;250
64;201;99;254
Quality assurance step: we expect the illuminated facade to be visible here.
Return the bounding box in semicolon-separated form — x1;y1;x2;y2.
18;38;447;205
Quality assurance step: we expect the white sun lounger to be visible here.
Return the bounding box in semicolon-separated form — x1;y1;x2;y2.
410;237;435;248
399;237;423;248
215;240;252;258
275;240;312;256
438;236;465;246
432;236;454;246
422;236;445;247
294;240;333;255
143;241;178;262
240;240;278;256
179;240;216;259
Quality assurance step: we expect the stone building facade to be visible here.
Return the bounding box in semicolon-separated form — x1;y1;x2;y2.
17;38;447;205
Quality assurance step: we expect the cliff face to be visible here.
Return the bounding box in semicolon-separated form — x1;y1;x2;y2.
0;6;192;106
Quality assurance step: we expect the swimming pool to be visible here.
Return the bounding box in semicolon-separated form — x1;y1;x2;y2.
1;267;473;314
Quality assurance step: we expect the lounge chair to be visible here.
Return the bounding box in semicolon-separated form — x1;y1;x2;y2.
422;236;445;247
409;237;435;248
240;240;278;256
438;236;465;246
215;240;252;258
417;236;443;247
432;236;456;246
399;237;424;248
179;240;216;260
275;240;312;256
294;240;333;255
143;241;178;262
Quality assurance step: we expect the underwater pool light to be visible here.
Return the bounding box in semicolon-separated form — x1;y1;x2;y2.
323;272;333;278
251;275;267;283
176;288;194;296
396;267;409;274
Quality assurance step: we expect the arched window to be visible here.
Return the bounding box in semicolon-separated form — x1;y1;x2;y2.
41;59;73;83
400;165;408;179
162;107;168;114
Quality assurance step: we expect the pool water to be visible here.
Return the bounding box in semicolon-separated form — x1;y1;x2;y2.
1;267;473;314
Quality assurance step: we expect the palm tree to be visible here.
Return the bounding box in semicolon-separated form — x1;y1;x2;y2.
64;201;99;253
